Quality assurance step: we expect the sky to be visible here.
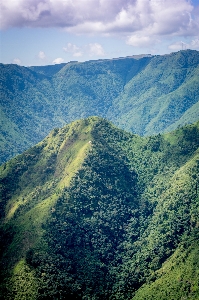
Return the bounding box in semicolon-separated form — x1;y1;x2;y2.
0;0;199;66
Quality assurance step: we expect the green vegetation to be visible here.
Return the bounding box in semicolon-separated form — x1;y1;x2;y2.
133;232;199;300
1;50;199;163
0;117;199;299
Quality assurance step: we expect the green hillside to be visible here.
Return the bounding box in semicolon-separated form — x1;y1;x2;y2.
132;233;199;300
0;117;198;299
1;50;199;164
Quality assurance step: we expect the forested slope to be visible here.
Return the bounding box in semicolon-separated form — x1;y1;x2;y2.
0;117;198;299
1;50;199;163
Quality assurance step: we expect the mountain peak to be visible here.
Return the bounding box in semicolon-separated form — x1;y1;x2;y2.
0;118;199;299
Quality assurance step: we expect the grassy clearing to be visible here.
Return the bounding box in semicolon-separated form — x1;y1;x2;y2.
7;259;38;300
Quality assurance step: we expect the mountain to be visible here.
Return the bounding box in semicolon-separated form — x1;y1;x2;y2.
0;117;199;299
1;50;199;164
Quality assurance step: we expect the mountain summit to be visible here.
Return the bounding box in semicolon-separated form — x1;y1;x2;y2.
0;117;199;299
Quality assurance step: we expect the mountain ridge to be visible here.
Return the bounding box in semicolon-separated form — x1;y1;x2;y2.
0;117;199;299
1;50;199;164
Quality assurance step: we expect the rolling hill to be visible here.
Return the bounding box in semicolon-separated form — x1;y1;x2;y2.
0;117;198;299
1;49;199;164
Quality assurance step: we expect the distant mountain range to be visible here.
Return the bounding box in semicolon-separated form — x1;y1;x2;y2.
0;117;199;299
1;49;199;164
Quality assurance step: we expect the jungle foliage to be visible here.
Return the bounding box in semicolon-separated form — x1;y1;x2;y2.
1;49;199;163
0;117;199;299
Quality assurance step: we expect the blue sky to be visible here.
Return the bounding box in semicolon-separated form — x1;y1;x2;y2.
1;0;199;66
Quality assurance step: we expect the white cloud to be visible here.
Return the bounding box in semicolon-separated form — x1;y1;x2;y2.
38;51;46;59
52;57;64;64
73;52;83;57
63;43;83;57
63;42;105;57
1;0;198;39
169;38;199;50
127;34;155;47
12;58;21;65
88;43;105;56
190;38;199;49
168;41;186;51
63;43;79;53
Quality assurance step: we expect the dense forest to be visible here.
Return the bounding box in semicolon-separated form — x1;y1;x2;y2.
0;117;199;299
1;49;199;163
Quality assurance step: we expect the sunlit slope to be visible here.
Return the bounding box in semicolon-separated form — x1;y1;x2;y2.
130;128;199;300
132;232;199;300
129;144;199;300
0;118;94;268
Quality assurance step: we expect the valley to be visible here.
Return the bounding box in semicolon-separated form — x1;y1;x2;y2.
1;50;199;164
